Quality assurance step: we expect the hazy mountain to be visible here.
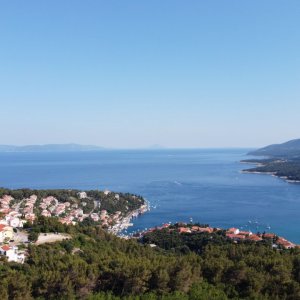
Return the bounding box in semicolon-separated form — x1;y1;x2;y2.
248;139;300;157
0;144;104;152
147;144;166;150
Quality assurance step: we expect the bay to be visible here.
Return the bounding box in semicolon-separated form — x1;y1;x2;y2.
0;149;299;243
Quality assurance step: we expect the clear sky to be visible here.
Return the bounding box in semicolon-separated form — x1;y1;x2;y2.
0;1;299;148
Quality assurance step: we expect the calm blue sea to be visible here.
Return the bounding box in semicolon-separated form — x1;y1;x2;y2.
0;149;299;243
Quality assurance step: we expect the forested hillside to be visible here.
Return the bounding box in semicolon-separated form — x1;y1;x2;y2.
1;218;300;299
248;139;300;158
243;139;300;181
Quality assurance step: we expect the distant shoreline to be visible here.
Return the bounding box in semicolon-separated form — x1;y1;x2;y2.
241;161;300;184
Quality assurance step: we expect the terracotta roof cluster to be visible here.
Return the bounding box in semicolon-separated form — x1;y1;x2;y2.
276;237;295;249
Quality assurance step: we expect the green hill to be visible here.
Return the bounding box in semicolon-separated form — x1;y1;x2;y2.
248;139;300;158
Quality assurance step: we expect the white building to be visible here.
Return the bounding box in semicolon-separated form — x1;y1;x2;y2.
0;245;25;263
104;190;111;196
78;192;87;199
7;217;23;228
90;213;99;222
0;224;14;243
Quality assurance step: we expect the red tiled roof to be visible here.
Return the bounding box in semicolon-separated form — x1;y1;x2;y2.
263;233;275;239
227;228;239;234
178;227;191;233
198;227;214;233
226;233;245;239
239;231;251;236
1;245;10;251
248;235;262;241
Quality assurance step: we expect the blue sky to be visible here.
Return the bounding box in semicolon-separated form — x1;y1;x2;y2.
0;1;299;148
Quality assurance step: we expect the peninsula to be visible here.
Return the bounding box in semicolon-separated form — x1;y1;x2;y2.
241;138;300;182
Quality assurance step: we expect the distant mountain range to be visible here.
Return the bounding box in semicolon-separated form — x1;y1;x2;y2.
0;144;104;152
248;139;300;158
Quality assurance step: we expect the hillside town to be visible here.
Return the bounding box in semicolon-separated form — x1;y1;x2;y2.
0;190;147;263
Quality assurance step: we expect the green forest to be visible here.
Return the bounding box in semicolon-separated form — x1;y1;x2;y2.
242;159;300;181
242;139;300;181
1;218;300;299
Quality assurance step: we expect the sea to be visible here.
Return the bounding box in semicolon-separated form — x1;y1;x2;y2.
0;149;299;243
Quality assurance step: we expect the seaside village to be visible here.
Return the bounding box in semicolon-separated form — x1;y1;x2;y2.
139;223;298;250
0;191;147;263
0;191;297;264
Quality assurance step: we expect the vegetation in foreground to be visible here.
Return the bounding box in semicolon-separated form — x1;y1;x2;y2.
1;218;300;299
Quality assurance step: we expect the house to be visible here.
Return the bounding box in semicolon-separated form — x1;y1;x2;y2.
0;219;8;225
0;208;10;214
0;245;25;263
248;234;262;242
162;223;170;228
41;210;52;217
198;227;214;233
90;213;99;222
54;204;66;216
7;217;23;228
73;209;83;217
226;233;246;240
0;224;14;242
276;237;295;249
0;195;13;209
42;196;55;206
104;190;111;196
39;203;48;210
29;195;38;202
239;231;252;236
191;226;200;231
227;228;240;235
178;227;191;233
263;233;276;239
77;192;87;199
25;213;36;222
59;216;74;225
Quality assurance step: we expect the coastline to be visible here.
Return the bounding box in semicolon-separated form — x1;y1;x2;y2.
241;169;300;184
240;158;300;184
108;199;150;236
241;170;275;175
240;161;265;167
140;222;299;249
